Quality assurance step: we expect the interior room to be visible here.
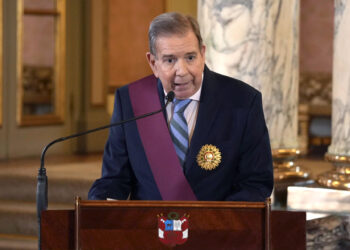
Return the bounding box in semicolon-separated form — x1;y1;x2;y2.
0;0;348;249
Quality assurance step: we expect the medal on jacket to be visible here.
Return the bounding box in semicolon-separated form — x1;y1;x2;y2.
196;144;221;170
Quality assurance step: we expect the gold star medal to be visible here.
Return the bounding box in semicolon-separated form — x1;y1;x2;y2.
196;144;221;170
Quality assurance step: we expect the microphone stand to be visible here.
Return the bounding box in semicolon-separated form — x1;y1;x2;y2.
36;91;174;249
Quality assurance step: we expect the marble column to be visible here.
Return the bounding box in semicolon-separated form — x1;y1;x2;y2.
318;0;350;189
198;0;299;150
328;0;350;157
198;0;310;183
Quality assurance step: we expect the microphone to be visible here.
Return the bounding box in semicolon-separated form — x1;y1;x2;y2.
36;91;174;249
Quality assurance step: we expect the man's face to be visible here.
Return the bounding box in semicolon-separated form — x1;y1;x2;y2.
146;31;206;99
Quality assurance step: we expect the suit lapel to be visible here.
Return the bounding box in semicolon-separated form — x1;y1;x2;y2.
184;66;220;173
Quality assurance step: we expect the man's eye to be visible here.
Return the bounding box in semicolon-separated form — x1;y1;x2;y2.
187;55;195;61
164;58;175;64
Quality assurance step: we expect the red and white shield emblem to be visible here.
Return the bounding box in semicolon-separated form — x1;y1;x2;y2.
158;212;189;247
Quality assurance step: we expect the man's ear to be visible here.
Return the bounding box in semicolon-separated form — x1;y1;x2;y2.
146;52;158;78
200;45;206;57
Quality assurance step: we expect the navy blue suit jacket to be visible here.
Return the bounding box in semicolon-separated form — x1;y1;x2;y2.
88;66;273;201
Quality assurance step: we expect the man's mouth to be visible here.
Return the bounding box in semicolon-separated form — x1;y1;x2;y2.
174;81;189;87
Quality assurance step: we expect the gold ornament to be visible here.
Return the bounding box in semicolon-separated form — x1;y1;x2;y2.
196;144;221;170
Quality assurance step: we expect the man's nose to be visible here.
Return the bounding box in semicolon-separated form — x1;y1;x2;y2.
175;59;189;76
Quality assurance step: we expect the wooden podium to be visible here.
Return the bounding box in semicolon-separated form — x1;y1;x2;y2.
41;198;305;249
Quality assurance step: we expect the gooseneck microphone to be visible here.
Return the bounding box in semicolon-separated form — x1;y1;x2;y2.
36;91;174;249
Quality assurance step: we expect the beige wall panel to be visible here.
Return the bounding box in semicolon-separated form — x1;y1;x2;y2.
1;0;73;159
108;0;165;88
0;0;2;128
90;1;106;106
0;0;4;158
166;0;197;17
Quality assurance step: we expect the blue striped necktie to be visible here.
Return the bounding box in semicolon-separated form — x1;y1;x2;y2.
169;98;192;167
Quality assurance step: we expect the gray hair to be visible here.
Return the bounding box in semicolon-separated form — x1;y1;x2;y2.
148;12;203;56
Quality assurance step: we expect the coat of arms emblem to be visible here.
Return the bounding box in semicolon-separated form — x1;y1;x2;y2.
157;212;189;246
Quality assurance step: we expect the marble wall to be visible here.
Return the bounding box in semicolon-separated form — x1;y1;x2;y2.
198;0;299;149
328;0;350;156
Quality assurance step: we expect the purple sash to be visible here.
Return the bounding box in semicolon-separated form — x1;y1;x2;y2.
128;75;197;201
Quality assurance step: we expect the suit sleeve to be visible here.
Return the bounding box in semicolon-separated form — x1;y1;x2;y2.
225;92;274;201
88;89;135;200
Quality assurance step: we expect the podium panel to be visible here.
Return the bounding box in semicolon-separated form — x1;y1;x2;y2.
41;200;305;250
76;200;269;249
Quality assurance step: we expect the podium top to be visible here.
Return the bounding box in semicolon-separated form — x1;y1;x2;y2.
77;198;270;209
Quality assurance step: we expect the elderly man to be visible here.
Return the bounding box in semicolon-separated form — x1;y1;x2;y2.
88;12;273;201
